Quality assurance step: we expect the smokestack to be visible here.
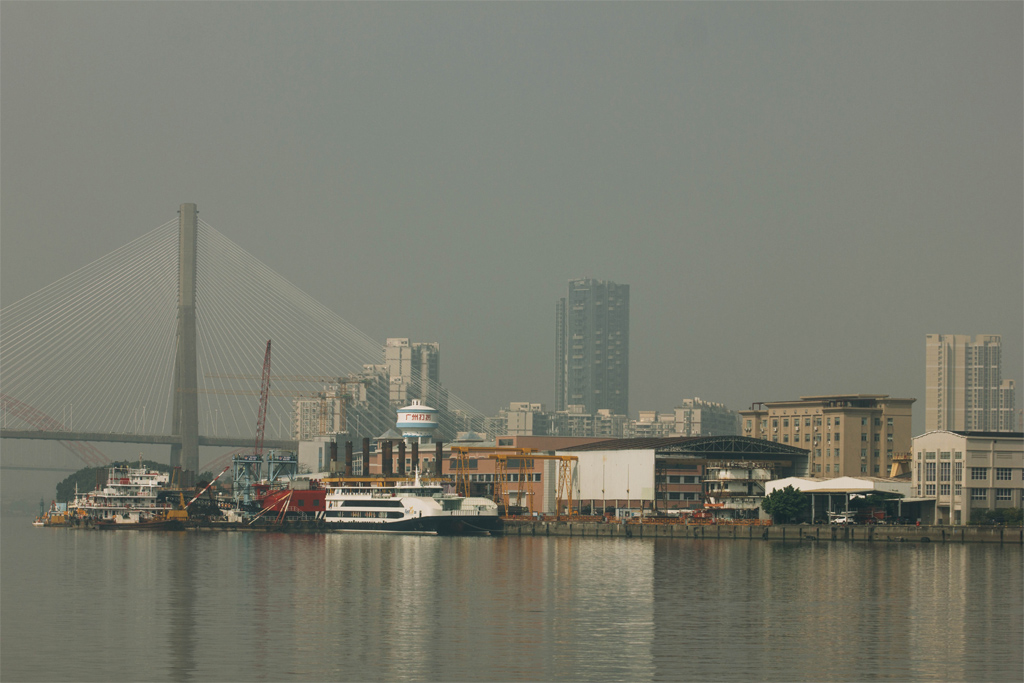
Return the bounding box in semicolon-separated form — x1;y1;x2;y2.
411;442;419;474
435;441;443;476
398;441;406;475
345;441;353;477
329;439;338;474
383;441;393;477
362;438;370;477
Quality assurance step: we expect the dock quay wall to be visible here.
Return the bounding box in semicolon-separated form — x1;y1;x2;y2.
500;521;1024;545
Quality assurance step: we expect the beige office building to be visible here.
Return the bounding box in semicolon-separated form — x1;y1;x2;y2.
926;334;1017;432
740;395;914;479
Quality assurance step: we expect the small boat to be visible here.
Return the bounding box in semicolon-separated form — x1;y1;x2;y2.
92;510;185;531
33;500;76;527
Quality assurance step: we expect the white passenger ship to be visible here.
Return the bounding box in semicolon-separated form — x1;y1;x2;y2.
322;469;501;535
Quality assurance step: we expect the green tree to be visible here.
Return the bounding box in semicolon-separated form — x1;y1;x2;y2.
761;485;810;524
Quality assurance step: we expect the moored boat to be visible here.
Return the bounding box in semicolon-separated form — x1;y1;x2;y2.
320;469;501;535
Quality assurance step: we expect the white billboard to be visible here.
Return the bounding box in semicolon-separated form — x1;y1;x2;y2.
570;450;656;502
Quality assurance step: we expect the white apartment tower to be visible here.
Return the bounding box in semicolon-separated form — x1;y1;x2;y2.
926;334;1017;432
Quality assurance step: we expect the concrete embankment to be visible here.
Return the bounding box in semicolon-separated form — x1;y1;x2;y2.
500;520;1024;544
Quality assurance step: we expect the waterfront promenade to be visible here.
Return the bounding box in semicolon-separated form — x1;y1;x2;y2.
502;520;1024;544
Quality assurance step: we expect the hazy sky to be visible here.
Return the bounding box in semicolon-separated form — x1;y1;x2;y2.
3;1;1022;443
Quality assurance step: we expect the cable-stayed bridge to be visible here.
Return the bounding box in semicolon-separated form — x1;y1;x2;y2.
1;204;484;478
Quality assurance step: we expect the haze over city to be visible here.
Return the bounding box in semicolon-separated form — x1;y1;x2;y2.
2;2;1021;445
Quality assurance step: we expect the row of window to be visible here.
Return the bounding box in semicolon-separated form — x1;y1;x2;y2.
465;473;542;483
920;451;964;460
756;416;895;430
918;486;1015;501
657;475;700;484
663;492;700;500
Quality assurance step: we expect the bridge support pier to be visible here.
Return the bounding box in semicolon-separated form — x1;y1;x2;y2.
171;203;200;484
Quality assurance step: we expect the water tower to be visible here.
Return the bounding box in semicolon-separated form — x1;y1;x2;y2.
395;399;438;445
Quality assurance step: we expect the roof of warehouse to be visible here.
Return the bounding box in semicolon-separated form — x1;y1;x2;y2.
559;435;810;456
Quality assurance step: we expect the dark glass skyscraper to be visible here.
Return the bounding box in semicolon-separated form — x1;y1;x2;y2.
555;278;630;416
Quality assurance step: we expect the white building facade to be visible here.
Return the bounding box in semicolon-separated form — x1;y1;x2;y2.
911;430;1023;525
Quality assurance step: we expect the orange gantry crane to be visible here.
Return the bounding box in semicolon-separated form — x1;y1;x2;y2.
449;446;579;519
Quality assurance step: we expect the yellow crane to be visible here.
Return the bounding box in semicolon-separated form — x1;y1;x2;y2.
449;446;579;519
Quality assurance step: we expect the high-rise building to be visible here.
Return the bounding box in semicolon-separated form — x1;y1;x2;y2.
926;334;1017;432
555;278;629;416
384;338;444;410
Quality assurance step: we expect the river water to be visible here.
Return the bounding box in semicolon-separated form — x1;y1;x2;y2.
2;516;1020;682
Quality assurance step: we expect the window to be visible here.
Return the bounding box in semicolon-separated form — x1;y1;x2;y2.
996;468;1012;481
835;432;840;441
772;419;778;428
783;418;789;427
745;420;751;431
925;452;936;460
874;434;881;442
925;462;936;482
955;462;963;482
805;418;811;427
971;468;988;480
940;462;950;482
955;484;962;496
873;464;880;474
669;475;681;484
783;434;789;443
805;434;811;442
940;484;950;496
861;449;867;459
861;433;868;442
874;450;880;459
971;489;987;501
874;418;882;427
954;451;963;460
826;464;831;473
940;451;950;460
814;449;821;458
815;464;822;472
827;417;832;426
887;417;893;426
861;417;868;426
887;434;893;442
834;418;841;427
996;489;1012;501
926;484;936;496
861;465;867;473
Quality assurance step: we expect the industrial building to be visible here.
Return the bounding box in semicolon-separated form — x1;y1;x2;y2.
911;430;1023;525
559;436;810;519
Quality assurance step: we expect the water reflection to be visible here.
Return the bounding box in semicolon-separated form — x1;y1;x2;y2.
1;518;1020;682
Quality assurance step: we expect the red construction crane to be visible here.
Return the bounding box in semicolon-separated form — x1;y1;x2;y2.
254;340;271;459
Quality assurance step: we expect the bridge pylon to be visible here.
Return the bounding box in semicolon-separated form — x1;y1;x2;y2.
170;203;200;484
